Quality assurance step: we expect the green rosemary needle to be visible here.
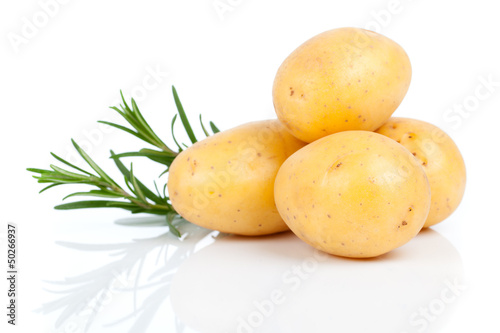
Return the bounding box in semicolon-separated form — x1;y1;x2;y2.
28;86;219;237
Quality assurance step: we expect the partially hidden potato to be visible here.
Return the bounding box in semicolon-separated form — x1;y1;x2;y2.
274;131;431;258
273;27;411;143
168;119;306;236
376;117;466;227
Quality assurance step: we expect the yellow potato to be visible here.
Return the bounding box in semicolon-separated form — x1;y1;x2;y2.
375;117;466;227
273;27;411;143
274;131;431;258
168;120;306;236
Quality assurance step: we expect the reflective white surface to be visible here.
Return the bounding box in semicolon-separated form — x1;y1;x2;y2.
29;217;464;333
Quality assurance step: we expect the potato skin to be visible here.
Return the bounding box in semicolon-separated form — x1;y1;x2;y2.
376;118;466;227
273;27;411;143
274;131;430;258
168;120;306;236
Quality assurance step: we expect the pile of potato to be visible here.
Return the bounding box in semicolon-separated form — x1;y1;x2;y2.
168;27;466;258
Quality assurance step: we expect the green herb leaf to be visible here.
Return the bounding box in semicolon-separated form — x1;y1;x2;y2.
54;200;133;210
166;211;181;237
170;114;183;152
71;139;119;187
110;150;166;205
62;190;124;200
172;86;197;144
200;114;210;137
210;121;220;134
50;153;94;176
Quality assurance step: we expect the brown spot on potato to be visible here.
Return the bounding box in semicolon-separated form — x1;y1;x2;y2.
290;90;294;96
402;221;408;226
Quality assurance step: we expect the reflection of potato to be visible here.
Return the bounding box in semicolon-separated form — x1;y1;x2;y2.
274;131;430;258
170;229;463;333
376;118;466;227
273;27;411;143
167;120;305;236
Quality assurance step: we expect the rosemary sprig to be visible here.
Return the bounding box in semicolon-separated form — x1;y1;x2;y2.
102;86;219;172
28;86;219;237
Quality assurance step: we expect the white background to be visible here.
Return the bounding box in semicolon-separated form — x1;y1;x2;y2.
1;0;500;332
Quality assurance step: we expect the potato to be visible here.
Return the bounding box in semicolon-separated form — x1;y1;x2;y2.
274;131;431;258
273;27;412;143
375;117;466;227
168;119;306;236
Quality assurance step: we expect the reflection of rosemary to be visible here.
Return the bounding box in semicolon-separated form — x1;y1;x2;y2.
28;86;219;237
39;222;217;332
